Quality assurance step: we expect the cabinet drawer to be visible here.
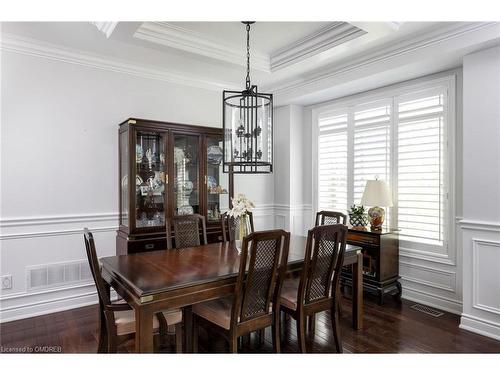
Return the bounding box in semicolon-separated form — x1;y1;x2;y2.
347;232;379;246
128;237;168;253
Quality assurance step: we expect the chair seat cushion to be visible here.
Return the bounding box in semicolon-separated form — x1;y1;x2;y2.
192;297;233;330
115;308;183;336
281;277;300;311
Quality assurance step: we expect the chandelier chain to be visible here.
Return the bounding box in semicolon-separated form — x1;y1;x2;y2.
246;23;251;90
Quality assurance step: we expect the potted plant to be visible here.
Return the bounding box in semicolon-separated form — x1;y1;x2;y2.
348;204;369;228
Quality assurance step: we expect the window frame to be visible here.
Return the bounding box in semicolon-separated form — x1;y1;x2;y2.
312;74;456;260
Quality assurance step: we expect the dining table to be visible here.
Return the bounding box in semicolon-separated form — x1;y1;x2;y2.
100;235;363;353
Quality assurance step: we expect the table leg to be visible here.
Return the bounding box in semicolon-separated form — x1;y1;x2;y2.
183;305;193;353
352;252;363;330
134;305;154;353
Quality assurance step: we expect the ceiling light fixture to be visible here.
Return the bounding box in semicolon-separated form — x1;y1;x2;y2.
222;21;273;174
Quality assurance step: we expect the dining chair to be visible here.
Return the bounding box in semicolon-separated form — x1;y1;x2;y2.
221;211;255;242
83;228;183;353
167;214;208;249
191;229;290;353
313;211;348;330
315;210;347;226
280;224;348;353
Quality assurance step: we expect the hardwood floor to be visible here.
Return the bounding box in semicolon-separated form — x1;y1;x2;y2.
1;295;499;353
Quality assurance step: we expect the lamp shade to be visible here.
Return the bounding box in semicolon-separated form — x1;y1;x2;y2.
361;180;393;207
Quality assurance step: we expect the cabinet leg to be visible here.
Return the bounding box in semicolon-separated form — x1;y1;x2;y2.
395;282;402;302
378;290;385;305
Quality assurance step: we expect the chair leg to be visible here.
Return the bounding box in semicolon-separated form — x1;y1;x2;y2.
331;300;343;353
308;314;316;336
105;312;118;353
175;323;183;353
97;306;108;353
258;328;265;346
296;312;307;353
229;335;238;354
192;316;199;353
337;283;343;316
107;333;117;353
272;313;281;353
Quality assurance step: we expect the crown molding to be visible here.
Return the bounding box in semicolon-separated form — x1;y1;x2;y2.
266;22;499;96
90;22;118;38
0;33;239;92
270;22;367;71
134;22;271;73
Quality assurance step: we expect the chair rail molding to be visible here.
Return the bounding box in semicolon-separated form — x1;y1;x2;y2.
0;213;119;240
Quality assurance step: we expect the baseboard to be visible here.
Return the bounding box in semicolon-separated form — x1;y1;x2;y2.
402;287;463;315
460;314;500;341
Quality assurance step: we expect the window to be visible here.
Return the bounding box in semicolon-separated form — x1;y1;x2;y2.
315;81;451;251
318;112;348;213
396;92;445;245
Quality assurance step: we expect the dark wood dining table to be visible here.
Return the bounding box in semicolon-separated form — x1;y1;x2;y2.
101;235;363;353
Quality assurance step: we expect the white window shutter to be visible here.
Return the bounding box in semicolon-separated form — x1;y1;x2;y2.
318;112;349;213
396;92;445;245
353;102;391;205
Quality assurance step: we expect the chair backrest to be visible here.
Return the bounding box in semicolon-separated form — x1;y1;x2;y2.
168;214;207;249
299;224;347;305
83;228;111;307
221;211;255;242
231;230;290;326
315;210;347;226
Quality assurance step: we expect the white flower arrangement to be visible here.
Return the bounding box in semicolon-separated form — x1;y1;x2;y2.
228;193;255;218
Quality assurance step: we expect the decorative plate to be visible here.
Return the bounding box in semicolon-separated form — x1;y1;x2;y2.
207;145;223;165
178;205;194;215
207;176;217;189
136;145;143;163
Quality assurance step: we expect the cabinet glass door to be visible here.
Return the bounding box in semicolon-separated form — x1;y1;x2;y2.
119;131;129;227
173;134;200;215
135;130;167;229
206;136;229;222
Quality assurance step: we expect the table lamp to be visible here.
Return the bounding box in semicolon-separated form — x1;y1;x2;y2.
361;179;393;230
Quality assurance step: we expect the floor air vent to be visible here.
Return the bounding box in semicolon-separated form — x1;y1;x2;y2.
410;303;444;317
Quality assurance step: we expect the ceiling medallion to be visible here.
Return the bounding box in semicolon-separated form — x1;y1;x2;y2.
222;21;273;174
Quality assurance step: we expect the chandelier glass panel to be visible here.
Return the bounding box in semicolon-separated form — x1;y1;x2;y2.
223;22;273;174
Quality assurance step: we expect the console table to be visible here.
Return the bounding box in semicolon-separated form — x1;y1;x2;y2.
341;226;400;305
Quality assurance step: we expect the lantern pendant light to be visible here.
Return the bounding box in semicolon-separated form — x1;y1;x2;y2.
222;21;273;174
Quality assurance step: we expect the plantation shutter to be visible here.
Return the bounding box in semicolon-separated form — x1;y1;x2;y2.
396;90;446;245
318;111;349;213
353;102;392;206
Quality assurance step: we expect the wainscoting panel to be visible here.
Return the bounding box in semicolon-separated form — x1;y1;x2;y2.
460;220;500;341
398;218;463;315
0;214;118;323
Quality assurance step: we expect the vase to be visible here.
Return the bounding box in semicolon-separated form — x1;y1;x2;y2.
144;190;156;220
239;215;248;239
235;214;248;254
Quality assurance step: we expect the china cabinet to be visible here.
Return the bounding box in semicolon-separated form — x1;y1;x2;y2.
117;118;233;255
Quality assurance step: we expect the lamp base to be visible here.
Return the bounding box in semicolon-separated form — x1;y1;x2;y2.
368;206;385;230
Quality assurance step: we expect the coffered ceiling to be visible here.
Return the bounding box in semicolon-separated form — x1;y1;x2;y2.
2;21;500;105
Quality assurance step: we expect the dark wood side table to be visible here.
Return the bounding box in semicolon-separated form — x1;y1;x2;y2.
341;226;400;305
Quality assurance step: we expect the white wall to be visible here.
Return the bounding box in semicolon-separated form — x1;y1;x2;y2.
273;105;312;235
460;45;500;340
0;48;272;321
